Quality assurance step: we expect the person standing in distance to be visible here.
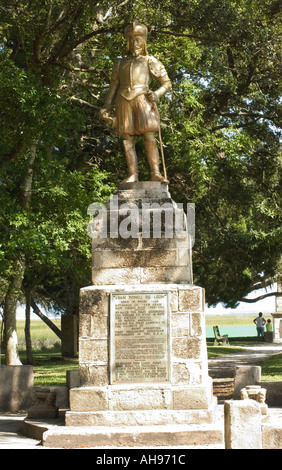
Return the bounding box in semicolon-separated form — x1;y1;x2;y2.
253;312;266;340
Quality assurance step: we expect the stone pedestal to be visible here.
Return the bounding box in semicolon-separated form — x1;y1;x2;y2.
224;400;262;449
65;283;215;427
272;313;282;343
43;182;221;447
89;182;193;285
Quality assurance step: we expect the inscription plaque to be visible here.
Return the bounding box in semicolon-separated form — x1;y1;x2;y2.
110;292;170;383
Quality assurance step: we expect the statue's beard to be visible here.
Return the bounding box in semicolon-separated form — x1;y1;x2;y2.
132;49;142;57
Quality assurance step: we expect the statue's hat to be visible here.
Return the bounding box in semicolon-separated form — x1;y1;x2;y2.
125;20;147;39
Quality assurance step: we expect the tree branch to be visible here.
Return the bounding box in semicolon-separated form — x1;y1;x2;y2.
57;26;124;60
150;27;220;43
69;95;100;109
240;291;282;303
31;297;61;339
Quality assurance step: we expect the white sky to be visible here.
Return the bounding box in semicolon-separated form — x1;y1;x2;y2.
205;283;277;315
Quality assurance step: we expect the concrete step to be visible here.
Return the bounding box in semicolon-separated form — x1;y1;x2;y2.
65;404;217;427
41;423;224;448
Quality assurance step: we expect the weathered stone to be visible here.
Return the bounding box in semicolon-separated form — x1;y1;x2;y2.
171;361;205;386
233;366;261;399
0;365;33;412
173;382;213;410
79;338;108;363
171;312;189;337
43;422;223;448
92;267;142;285
108;385;172;411
92;248;187;268
179;288;203;312
79;288;109;315
272;313;282;343
66;370;79;390
240;385;268;415
28;387;58;419
141;266;191;284
65;402;218;427
69;387;108;412
190;311;205;336
259;381;282;406
224;399;262;449
79;364;108;387
262;420;282;449
172;336;201;360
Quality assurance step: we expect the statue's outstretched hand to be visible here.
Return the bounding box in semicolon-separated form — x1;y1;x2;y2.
100;108;116;127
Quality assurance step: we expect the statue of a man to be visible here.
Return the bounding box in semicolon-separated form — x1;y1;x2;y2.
100;20;172;184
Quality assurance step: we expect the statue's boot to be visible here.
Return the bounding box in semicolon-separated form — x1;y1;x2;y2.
145;140;169;184
122;140;139;183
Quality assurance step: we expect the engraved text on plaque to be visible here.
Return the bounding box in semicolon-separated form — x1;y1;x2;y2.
110;292;170;383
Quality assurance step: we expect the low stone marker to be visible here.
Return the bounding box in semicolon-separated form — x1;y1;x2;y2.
27;387;58;419
0;365;33;412
233;365;261;399
240;385;268;415
224;399;262;449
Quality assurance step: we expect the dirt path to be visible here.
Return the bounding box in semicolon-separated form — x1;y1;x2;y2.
208;342;282;403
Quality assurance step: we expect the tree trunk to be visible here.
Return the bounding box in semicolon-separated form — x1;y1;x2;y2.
3;140;37;365
30;298;62;339
25;289;34;364
3;255;25;365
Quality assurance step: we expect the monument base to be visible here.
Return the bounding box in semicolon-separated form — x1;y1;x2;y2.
42;416;223;448
41;183;220;447
41;283;222;447
65;393;217;427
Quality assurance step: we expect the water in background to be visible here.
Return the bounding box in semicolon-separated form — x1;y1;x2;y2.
206;324;260;338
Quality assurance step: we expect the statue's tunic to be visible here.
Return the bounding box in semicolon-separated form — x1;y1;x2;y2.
104;55;171;137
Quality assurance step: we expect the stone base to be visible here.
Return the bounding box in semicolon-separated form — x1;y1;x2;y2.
224;399;262;449
78;283;208;388
42;421;223;448
65;395;217;426
67;380;213;413
89;181;193;285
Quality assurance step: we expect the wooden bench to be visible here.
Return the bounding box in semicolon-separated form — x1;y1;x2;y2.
213;326;229;346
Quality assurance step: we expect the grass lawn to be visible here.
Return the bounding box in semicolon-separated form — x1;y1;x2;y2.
206;342;249;358
260;353;282;382
30;351;78;386
0;319;79;386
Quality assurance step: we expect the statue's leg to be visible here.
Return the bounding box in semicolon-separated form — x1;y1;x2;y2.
144;132;169;184
122;135;138;183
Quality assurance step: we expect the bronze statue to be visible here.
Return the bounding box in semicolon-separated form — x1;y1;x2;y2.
100;21;172;184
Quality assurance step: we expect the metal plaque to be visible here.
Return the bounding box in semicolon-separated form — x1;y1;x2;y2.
110;292;170;384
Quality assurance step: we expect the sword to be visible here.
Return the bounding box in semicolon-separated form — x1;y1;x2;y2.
148;92;167;180
158;126;167;181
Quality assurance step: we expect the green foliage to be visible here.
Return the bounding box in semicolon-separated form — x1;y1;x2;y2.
0;0;281;316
